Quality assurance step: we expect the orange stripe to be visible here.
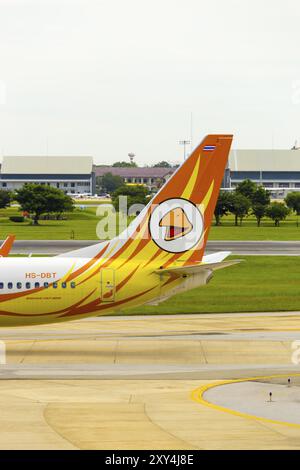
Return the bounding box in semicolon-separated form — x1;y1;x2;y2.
66;242;109;282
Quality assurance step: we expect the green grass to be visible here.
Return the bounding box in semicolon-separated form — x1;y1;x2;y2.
0;207;104;240
73;199;110;205
209;213;300;241
123;256;300;315
0;206;137;240
8;254;53;257
0;206;299;241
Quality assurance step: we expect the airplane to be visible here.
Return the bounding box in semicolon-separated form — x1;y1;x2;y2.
0;134;239;327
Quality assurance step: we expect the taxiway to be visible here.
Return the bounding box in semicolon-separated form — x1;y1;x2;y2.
0;313;299;448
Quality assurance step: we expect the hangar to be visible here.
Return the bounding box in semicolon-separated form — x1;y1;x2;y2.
0;156;95;195
228;149;300;197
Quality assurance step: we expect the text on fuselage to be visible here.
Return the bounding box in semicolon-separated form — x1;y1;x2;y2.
25;272;57;279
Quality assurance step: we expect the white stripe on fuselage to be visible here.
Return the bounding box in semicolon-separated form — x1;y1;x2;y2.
0;257;90;293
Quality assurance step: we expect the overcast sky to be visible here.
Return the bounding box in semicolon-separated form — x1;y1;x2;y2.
0;0;299;165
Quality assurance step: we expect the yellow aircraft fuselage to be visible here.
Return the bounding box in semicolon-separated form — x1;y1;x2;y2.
0;134;234;327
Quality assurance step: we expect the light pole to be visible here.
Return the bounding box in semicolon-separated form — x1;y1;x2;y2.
179;140;191;161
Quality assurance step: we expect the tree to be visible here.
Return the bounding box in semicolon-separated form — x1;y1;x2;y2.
15;184;74;225
0;190;11;209
99;173;124;193
252;186;271;206
153;161;171;168
155;178;165;190
266;202;290;226
112;161;137;168
46;189;74;220
230;192;251;226
111;185;149;213
236;179;257;201
214;191;233;226
285;192;300;216
252;204;266;227
251;186;270;226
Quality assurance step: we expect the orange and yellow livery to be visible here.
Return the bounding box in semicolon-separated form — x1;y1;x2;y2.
0;135;238;327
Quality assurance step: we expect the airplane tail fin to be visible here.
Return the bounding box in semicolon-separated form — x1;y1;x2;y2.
113;134;233;266
61;134;233;268
148;134;232;262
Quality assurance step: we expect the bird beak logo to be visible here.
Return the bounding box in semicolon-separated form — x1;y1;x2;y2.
159;207;193;241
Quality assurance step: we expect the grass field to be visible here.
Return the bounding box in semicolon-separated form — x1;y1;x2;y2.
123;256;300;315
73;199;109;205
209;214;300;241
0;206;300;240
0;206;102;240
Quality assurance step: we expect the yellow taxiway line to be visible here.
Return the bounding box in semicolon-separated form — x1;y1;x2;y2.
191;373;300;429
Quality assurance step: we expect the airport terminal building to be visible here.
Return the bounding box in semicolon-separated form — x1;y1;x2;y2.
0;156;95;195
227;149;300;198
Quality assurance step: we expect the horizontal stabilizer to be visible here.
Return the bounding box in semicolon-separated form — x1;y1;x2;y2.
154;259;242;276
202;251;232;264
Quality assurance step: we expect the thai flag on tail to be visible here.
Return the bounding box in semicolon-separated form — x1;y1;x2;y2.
203;145;216;152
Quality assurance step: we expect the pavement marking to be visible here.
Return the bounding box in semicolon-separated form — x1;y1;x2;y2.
191;373;300;429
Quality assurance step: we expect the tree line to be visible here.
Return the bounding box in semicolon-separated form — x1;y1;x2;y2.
2;178;300;229
0;184;74;225
215;179;300;227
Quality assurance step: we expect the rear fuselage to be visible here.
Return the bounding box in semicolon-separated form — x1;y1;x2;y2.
0;256;212;327
0;257;171;326
0;134;233;326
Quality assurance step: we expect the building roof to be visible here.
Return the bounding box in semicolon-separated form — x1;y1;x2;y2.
95;166;175;178
1;156;93;175
229;150;300;172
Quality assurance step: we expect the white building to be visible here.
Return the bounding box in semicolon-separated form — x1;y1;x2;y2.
228;149;300;198
0;156;95;195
